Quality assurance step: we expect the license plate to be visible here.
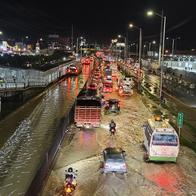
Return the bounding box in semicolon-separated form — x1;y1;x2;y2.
85;124;90;128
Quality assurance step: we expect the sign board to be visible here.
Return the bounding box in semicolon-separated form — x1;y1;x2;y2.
177;112;184;128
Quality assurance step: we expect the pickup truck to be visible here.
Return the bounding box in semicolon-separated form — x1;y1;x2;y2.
74;90;101;128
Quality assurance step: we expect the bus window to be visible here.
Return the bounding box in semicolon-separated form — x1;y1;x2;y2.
152;134;178;146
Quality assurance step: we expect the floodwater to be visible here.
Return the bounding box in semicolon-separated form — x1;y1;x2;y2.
0;64;91;195
42;76;196;196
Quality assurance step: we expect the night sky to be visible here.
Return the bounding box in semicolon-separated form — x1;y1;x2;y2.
0;0;196;49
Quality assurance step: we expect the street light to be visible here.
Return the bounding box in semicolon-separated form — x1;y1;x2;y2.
76;36;86;56
117;34;127;60
128;23;142;66
147;9;166;101
147;10;154;16
0;31;3;35
129;23;142;92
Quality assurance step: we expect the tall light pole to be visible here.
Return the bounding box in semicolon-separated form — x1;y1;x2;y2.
71;25;74;51
147;10;166;101
129;23;142;66
0;31;3;42
118;34;127;60
129;23;142;92
76;37;79;54
111;39;118;60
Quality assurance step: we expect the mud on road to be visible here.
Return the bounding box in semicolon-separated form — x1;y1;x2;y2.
42;84;196;196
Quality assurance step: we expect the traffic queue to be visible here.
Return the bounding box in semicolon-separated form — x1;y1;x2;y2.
62;55;180;195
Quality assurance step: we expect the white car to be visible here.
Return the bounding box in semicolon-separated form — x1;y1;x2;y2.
102;147;127;174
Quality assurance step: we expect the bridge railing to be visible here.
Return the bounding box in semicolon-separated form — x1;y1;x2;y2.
0;81;47;90
0;60;80;92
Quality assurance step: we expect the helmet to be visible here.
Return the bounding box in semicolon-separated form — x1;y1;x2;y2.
68;167;73;172
111;119;114;123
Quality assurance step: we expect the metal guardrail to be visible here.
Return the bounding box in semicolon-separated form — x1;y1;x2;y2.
0;60;79;92
25;102;75;196
0;82;47;90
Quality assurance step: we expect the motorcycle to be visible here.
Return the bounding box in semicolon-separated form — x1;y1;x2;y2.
64;182;75;195
110;127;116;136
63;169;77;195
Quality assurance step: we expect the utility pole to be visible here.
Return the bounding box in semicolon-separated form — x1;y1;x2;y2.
172;38;175;56
158;10;163;71
136;43;138;57
76;37;79;54
148;42;152;52
71;24;74;51
124;37;127;61
138;28;142;66
160;15;166;100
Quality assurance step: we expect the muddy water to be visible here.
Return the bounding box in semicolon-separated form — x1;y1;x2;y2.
42;74;196;196
0;65;91;195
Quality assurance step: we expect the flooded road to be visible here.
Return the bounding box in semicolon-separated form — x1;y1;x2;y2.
0;64;91;195
42;74;196;196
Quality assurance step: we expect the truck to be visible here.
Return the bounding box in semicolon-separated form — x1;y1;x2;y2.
74;90;101;128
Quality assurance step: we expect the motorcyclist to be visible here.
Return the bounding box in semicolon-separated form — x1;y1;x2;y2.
64;167;77;189
109;119;116;135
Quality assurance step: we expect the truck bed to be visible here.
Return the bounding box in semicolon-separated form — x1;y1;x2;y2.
75;106;101;127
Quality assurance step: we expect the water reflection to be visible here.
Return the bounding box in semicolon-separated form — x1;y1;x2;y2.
0;64;91;195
